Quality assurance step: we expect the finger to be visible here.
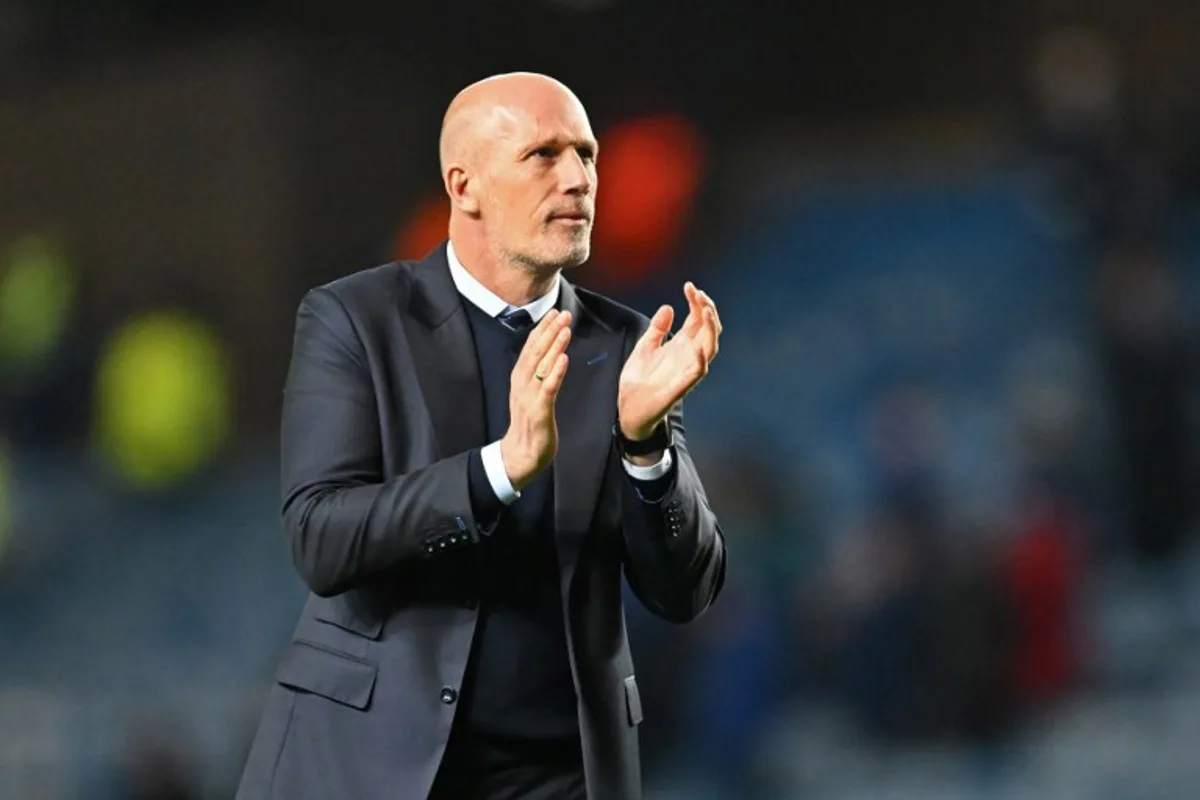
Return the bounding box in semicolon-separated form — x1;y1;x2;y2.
633;305;674;355
698;289;722;336
675;341;710;396
516;310;568;379
539;352;570;396
533;326;571;384
518;309;558;368
699;307;719;361
680;282;706;339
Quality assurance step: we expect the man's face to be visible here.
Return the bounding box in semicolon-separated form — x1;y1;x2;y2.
478;96;598;273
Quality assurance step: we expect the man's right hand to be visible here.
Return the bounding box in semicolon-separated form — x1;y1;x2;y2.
500;309;572;491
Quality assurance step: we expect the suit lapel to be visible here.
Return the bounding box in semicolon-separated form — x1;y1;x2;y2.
399;245;487;459
553;281;624;580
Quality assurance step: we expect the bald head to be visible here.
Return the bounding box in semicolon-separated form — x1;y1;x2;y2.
438;72;586;175
439;72;598;279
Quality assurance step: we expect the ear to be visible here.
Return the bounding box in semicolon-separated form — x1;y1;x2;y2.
445;165;480;216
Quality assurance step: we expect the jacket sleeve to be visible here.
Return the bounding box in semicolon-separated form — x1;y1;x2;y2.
619;408;727;624
279;287;484;598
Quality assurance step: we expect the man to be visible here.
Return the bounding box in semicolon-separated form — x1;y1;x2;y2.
236;72;726;800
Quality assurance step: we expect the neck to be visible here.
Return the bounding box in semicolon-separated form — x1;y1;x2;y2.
449;233;558;307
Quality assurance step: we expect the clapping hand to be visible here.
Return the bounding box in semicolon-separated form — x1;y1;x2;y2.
500;309;572;490
617;282;722;443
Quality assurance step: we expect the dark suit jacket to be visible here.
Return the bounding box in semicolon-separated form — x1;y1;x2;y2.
236;244;726;800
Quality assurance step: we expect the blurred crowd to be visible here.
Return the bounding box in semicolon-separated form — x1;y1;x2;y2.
619;26;1200;799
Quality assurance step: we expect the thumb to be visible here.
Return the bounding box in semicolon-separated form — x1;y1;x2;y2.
634;305;674;354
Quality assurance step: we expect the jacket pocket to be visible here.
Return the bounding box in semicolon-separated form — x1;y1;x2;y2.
623;675;643;727
276;640;378;711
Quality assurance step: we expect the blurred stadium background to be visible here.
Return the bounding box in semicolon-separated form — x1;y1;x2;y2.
4;1;1200;797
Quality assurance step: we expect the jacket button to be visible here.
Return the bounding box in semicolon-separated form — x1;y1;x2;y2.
440;687;458;705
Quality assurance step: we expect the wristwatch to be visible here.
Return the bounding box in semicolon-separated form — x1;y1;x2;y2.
613;419;673;457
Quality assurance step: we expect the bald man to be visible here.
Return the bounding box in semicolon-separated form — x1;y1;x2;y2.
236;73;726;800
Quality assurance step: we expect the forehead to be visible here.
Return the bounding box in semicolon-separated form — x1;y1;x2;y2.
496;93;596;149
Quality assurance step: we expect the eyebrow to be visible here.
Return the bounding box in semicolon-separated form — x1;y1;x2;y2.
522;136;599;157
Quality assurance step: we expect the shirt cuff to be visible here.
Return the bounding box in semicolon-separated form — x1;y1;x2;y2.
622;448;674;481
480;440;520;505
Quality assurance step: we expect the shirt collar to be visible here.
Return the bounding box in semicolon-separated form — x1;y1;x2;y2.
446;241;561;323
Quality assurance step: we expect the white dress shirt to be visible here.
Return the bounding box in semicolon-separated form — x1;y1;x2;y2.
446;241;673;505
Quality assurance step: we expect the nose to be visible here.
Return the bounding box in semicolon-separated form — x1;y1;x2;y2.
558;149;593;196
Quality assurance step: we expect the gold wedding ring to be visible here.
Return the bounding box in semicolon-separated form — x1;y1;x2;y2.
534;372;545;381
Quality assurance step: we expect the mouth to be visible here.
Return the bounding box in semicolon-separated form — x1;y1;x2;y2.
549;212;591;225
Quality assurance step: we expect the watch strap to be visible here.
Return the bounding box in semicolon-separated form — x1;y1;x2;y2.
613;420;673;457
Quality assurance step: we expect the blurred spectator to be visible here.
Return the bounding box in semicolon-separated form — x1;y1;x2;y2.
1002;338;1091;711
1028;26;1197;566
828;495;941;741
1028;27;1167;244
1093;240;1195;562
927;539;1015;742
1004;489;1084;710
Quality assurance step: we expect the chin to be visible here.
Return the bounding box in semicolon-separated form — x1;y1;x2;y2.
517;240;590;272
556;230;592;267
558;242;590;269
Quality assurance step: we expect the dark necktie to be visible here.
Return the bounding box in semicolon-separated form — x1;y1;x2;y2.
497;308;534;332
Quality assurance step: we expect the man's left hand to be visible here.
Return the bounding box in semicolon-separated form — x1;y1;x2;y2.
617;281;722;442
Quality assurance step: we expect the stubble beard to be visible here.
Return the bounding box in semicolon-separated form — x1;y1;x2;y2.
506;227;591;276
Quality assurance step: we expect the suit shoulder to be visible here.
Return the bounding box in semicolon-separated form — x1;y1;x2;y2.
301;261;415;317
573;284;652;335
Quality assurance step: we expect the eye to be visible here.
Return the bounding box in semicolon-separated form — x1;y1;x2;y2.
532;146;557;159
577;146;596;162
